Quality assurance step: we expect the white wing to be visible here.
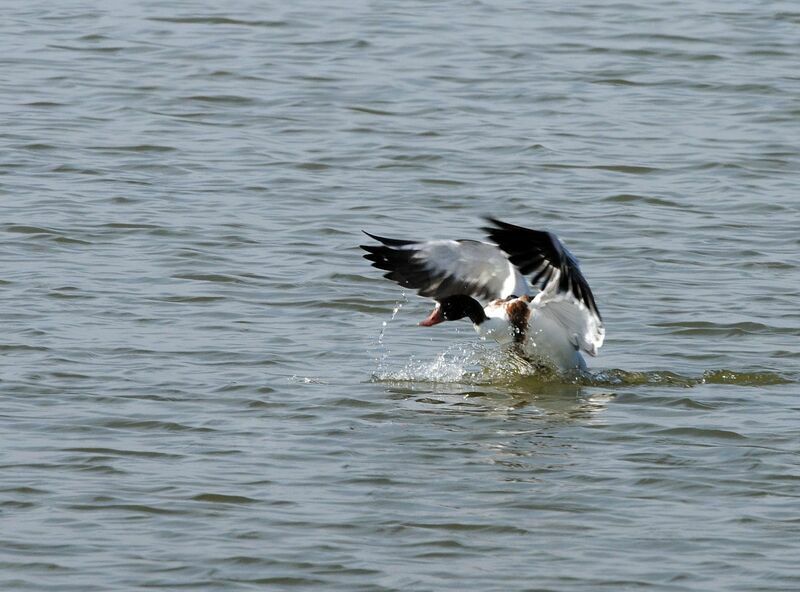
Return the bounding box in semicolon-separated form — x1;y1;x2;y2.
484;218;605;355
361;233;531;301
531;274;605;355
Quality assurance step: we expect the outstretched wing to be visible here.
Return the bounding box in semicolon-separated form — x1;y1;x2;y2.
360;232;531;301
483;218;605;355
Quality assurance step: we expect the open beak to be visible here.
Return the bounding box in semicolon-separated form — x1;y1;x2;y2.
418;304;445;326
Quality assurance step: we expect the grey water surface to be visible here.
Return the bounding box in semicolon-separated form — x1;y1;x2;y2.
2;1;800;590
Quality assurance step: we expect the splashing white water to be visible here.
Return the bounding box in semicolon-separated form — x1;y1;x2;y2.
376;342;484;383
373;341;556;384
373;294;407;376
371;297;566;385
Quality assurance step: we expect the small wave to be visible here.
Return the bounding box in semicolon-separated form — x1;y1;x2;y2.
589;368;792;387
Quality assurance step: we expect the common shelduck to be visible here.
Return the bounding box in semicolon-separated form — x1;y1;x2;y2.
361;218;605;371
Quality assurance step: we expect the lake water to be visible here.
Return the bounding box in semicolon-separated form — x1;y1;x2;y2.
2;1;799;590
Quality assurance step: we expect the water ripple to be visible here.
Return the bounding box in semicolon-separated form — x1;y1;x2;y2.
3;1;800;590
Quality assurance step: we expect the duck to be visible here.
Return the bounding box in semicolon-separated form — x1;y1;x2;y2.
360;218;605;371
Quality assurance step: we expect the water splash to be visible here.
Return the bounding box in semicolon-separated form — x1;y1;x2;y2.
374;342;483;383
373;341;564;385
373;294;407;376
373;341;792;389
288;375;327;385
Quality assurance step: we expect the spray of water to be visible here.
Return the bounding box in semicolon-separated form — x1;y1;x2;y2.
373;338;566;385
373;293;407;376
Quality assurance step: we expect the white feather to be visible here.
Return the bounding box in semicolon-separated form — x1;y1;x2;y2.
532;270;605;356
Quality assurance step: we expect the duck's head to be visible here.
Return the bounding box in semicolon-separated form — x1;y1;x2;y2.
419;295;487;326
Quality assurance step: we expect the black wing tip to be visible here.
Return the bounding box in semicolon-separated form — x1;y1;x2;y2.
482;217;550;242
482;216;523;228
481;216;505;232
361;230;414;247
482;218;602;321
483;216;553;235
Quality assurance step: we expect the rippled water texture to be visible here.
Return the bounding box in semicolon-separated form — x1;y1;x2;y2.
3;1;800;590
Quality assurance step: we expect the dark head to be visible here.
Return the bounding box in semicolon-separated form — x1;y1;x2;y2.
418;295;487;327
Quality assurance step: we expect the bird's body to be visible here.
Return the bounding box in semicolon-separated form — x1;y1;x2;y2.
361;219;605;372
